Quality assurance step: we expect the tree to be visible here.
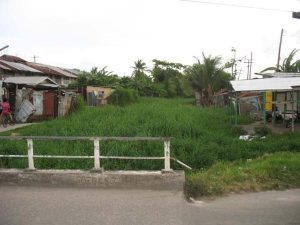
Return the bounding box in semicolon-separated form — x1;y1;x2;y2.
130;59;159;96
261;48;300;73
132;59;148;78
186;53;232;106
151;59;189;97
75;66;120;87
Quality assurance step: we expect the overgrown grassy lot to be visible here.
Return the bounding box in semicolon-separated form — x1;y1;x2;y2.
185;152;300;198
0;98;299;171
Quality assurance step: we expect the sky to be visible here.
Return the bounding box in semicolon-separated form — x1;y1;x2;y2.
0;0;299;79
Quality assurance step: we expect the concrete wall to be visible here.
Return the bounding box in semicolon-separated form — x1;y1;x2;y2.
0;169;185;191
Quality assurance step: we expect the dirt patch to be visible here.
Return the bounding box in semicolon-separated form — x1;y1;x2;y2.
238;121;300;135
0;123;34;133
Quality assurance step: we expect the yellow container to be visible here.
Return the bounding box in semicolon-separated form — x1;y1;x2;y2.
265;91;272;111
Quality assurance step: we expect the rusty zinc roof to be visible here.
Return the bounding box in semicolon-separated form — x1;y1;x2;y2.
27;62;77;78
0;54;27;63
0;60;43;73
0;63;11;70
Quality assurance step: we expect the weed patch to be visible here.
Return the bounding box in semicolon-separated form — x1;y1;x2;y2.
185;152;300;198
0;98;299;170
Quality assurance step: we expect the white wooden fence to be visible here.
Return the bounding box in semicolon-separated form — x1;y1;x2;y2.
0;136;192;171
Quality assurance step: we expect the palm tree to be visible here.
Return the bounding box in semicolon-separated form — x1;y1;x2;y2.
97;66;114;76
186;54;232;106
261;48;300;73
132;59;147;78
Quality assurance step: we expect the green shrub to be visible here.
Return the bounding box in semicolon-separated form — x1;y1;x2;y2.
185;152;300;198
72;95;86;112
231;126;248;135
108;88;139;106
254;126;272;136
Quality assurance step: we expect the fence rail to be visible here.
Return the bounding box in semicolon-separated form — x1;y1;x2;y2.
0;136;192;171
0;136;165;141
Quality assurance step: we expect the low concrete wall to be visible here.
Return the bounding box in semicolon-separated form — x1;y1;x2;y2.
0;169;185;191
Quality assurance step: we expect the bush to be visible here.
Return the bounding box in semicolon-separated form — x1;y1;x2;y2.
72;95;86;112
185;152;300;198
231;126;248;136
254;126;272;136
107;88;139;106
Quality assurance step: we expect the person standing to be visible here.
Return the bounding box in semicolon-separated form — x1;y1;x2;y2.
1;98;11;127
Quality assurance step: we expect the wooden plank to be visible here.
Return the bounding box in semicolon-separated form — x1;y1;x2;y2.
0;155;28;158
93;139;100;169
0;136;166;141
164;140;171;171
171;158;192;170
33;155;94;159
27;139;35;170
100;156;164;160
0;155;163;160
264;101;295;104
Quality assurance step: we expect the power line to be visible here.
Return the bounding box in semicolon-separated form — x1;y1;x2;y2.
180;0;292;13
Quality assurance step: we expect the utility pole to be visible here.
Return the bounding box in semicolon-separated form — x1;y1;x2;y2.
276;29;284;71
0;45;9;52
231;47;236;79
32;55;39;63
249;52;253;79
246;60;250;79
244;52;253;80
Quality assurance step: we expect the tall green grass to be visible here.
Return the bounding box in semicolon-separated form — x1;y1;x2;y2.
185;152;300;198
0;98;299;170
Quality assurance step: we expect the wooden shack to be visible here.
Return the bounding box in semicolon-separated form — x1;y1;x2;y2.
79;86;114;106
2;76;59;121
230;77;300;131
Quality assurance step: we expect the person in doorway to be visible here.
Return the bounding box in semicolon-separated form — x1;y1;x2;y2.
1;98;12;127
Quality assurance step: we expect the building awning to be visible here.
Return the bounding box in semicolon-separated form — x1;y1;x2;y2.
3;76;59;88
292;85;300;90
230;77;300;92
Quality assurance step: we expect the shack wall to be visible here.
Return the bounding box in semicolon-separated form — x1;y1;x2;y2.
32;91;43;115
276;92;294;113
43;91;58;118
85;86;113;106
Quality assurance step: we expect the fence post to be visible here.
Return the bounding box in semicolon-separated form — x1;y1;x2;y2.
162;138;173;173
27;139;35;170
91;138;103;173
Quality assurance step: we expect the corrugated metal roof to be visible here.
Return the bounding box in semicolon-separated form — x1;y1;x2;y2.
27;62;77;78
230;77;300;92
0;54;27;63
0;60;42;73
255;72;300;77
62;68;80;76
0;64;11;70
50;66;77;78
3;76;58;87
